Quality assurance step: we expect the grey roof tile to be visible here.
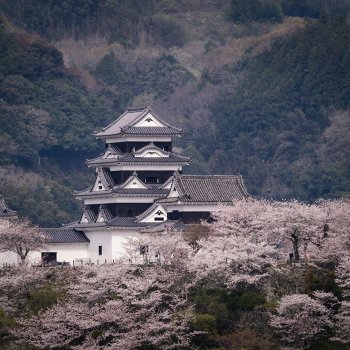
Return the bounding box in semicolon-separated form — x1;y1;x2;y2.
107;216;150;228
41;228;90;243
95;106;182;138
98;205;114;221
121;126;182;135
86;151;190;166
113;188;169;196
81;208;97;223
174;174;249;202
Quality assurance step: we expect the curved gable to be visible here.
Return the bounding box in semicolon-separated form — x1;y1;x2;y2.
134;112;166;128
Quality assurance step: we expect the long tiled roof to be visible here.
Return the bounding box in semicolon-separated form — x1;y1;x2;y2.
76;172;171;198
107;216;150;228
121;126;182;136
95;106;182;138
86;151;190;166
174;174;249;202
113;188;170;196
41;228;90;243
74;216;152;229
0;195;17;218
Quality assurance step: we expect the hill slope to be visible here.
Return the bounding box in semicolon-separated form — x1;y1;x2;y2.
0;1;349;225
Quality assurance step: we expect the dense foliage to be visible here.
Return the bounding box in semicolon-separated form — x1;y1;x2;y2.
230;0;350;22
94;52;194;100
0;20;121;226
204;17;350;200
0;0;186;47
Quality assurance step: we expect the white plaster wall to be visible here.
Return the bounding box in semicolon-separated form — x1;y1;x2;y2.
1;244;89;266
85;230;113;261
112;231;139;260
0;251;19;266
85;229;139;262
26;244;89;265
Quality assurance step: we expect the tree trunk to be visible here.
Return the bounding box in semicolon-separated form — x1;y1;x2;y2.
291;228;300;262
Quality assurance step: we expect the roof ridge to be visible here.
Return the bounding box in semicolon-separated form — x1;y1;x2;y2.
127;106;147;112
179;174;242;178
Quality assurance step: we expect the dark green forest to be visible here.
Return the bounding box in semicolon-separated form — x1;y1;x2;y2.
208;18;350;200
0;0;350;227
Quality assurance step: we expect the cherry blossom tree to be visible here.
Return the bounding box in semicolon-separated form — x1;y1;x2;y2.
316;199;350;261
332;256;350;343
14;264;195;350
336;256;350;298
259;199;350;262
270;294;332;349
123;228;191;266
0;218;47;263
190;200;277;287
332;301;350;344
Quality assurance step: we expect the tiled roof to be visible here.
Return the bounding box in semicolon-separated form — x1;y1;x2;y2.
0;195;17;218
76;172;171;198
121;126;182;136
95;106;182;138
98;168;115;189
73;216;153;229
41;228;90;243
174;174;249;202
98;205;114;221
121;152;190;163
95;107;146;137
81;208;97;223
107;216;150;228
75;187;112;197
75;187;169;198
113;188;169;196
87;152;190;166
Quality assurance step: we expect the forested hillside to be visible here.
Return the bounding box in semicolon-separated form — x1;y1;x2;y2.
0;0;350;226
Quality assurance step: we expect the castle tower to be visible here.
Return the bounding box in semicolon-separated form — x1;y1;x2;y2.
73;106;191;259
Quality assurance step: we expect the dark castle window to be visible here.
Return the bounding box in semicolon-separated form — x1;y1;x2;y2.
145;177;159;184
98;246;102;256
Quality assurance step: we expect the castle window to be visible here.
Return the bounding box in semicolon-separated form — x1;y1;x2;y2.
145;177;159;184
127;209;133;216
154;217;164;222
98;181;103;190
98;246;102;256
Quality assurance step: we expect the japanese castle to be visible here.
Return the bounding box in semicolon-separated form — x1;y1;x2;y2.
1;106;249;265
